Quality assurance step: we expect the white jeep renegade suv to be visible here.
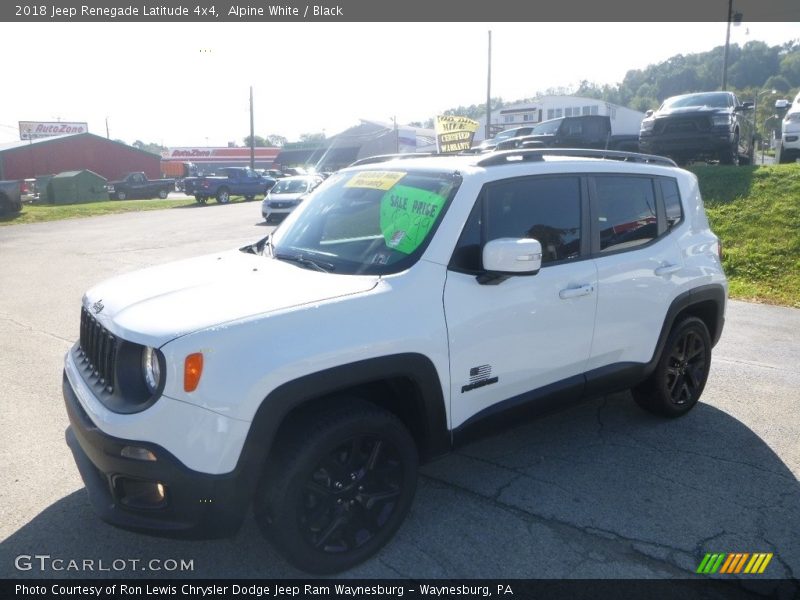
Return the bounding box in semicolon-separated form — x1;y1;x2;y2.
63;149;726;573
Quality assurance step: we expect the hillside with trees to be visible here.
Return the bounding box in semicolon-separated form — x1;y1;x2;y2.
433;40;800;136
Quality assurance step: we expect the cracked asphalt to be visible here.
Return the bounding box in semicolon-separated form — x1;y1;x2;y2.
1;201;798;584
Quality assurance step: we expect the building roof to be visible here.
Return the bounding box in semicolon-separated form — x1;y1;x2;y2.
0;132;161;158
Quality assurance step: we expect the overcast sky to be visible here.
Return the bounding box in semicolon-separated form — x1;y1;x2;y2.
0;22;798;147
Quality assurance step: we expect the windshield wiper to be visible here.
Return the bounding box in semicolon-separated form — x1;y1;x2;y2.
274;252;335;273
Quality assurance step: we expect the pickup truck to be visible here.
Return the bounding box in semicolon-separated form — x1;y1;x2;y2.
495;115;641;153
0;180;23;215
193;167;277;204
107;173;174;201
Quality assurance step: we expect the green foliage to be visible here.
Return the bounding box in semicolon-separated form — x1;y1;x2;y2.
243;135;268;147
132;140;166;155
692;164;800;307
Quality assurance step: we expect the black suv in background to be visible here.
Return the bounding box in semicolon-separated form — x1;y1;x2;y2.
639;91;754;165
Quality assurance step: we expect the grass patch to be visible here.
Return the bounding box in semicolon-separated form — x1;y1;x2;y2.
0;196;255;226
689;163;800;308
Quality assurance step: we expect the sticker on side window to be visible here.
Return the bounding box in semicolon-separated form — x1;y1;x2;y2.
379;185;446;255
345;171;406;190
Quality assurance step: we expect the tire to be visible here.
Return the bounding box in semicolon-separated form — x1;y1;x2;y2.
216;188;230;204
195;195;207;205
244;195;255;202
158;189;169;199
632;317;712;418
719;132;739;165
254;399;418;574
116;190;127;201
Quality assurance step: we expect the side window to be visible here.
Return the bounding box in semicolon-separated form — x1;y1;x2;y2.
485;177;581;265
595;176;657;252
449;197;482;272
660;178;683;229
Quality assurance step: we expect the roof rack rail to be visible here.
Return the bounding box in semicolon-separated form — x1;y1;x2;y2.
476;148;677;168
348;153;436;167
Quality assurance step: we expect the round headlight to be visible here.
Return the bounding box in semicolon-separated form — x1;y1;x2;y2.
142;346;161;395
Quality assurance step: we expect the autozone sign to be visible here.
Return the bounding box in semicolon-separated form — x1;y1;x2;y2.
165;147;280;163
19;121;89;140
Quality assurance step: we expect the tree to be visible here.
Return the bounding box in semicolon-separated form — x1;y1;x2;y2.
779;52;800;87
132;140;166;155
265;134;287;147
763;75;792;94
299;132;326;143
243;135;267;147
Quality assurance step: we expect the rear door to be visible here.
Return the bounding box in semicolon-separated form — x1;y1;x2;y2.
586;174;684;373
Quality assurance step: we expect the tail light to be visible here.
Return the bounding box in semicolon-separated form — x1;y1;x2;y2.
20;180;28;194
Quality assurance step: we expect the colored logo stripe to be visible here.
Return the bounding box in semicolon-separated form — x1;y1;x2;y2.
697;553;773;575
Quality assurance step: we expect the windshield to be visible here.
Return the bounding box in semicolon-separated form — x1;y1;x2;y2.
270;169;461;275
272;178;311;194
662;93;730;109
531;119;563;135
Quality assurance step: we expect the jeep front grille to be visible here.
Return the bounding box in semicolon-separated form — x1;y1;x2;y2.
79;307;118;393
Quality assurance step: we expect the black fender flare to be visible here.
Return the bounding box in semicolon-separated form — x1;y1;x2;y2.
233;353;450;493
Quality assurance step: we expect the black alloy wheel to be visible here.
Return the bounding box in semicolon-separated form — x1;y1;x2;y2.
254;399;418;574
633;316;711;417
299;435;404;554
664;329;707;406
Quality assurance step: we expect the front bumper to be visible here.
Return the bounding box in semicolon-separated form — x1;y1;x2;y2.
63;372;253;539
639;130;733;156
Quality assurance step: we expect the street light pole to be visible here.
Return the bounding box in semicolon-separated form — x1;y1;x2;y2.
722;0;733;90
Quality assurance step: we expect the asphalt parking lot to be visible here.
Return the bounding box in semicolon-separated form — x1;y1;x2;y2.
0;201;798;582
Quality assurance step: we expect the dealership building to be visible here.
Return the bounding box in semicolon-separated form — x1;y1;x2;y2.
0;133;161;181
473;95;647;142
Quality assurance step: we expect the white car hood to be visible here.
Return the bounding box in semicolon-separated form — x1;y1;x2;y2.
84;249;379;347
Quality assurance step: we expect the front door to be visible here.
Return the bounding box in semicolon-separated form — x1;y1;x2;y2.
443;175;597;430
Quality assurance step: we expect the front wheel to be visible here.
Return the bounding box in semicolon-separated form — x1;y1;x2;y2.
254;399;418;574
632;317;712;418
216;188;230;204
719;132;739;165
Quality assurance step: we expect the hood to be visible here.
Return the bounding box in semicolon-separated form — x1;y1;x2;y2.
84;250;379;347
266;192;305;202
656;106;731;117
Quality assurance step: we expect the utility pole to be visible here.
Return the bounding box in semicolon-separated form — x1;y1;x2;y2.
249;86;255;170
722;0;733;90
105;116;110;139
486;30;492;140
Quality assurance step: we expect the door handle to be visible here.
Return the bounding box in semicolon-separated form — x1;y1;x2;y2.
655;264;682;276
559;284;594;299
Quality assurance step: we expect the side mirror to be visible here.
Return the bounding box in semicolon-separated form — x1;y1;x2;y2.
479;238;542;284
740;101;754;111
645;110;654;118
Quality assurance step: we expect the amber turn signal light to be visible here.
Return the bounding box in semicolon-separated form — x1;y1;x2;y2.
184;353;204;392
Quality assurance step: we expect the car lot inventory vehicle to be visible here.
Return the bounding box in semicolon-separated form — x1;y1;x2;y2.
261;175;321;222
107;172;175;201
639;91;753;165
778;91;800;163
64;148;727;574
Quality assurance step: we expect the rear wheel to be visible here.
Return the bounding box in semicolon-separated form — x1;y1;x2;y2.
632;317;711;418
158;189;169;199
195;195;207;204
254;399;418;574
116;190;127;200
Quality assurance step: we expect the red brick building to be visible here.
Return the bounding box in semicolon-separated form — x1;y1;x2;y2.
0;133;160;181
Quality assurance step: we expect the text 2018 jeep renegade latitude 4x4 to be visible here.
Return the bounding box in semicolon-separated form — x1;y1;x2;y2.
63;149;726;573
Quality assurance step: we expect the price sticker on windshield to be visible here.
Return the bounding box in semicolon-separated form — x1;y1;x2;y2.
345;171;406;191
380;185;446;255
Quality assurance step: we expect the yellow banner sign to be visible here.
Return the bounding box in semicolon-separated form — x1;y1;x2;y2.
344;171;406;190
435;115;479;154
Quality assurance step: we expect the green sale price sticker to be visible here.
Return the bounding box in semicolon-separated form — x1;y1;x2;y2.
379;185;446;254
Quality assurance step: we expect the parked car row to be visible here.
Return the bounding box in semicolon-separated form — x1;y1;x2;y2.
778;91;800;164
479;91;760;167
